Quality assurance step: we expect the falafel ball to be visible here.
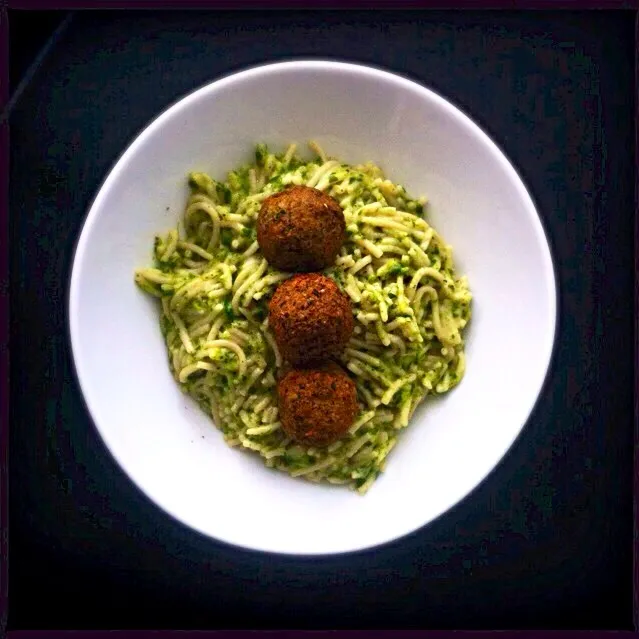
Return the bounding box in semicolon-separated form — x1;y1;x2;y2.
257;185;345;272
269;273;354;366
277;362;359;447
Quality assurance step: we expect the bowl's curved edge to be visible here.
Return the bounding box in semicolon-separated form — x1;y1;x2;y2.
67;59;559;558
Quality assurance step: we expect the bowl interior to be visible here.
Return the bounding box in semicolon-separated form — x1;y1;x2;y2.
69;61;556;555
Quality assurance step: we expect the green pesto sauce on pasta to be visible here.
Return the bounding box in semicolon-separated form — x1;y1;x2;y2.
135;142;472;494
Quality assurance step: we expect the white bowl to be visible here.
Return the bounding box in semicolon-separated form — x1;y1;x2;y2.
69;60;556;555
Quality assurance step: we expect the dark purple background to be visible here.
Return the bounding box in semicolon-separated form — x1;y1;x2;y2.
7;9;636;631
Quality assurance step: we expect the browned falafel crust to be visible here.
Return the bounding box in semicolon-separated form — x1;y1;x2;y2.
269;273;354;367
277;362;359;447
257;185;346;272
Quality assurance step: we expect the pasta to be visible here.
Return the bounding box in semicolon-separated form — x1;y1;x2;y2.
135;142;472;494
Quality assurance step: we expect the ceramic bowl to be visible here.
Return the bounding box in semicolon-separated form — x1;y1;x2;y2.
69;61;557;555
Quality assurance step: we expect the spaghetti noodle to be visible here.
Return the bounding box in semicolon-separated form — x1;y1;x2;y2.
135;142;472;494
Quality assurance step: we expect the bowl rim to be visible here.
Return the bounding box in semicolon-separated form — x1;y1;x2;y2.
67;58;559;556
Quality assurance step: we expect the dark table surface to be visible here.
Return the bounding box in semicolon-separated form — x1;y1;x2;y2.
7;9;636;631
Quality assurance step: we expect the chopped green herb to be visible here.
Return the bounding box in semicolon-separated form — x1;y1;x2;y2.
220;228;234;247
216;182;232;204
255;143;268;167
223;298;235;320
